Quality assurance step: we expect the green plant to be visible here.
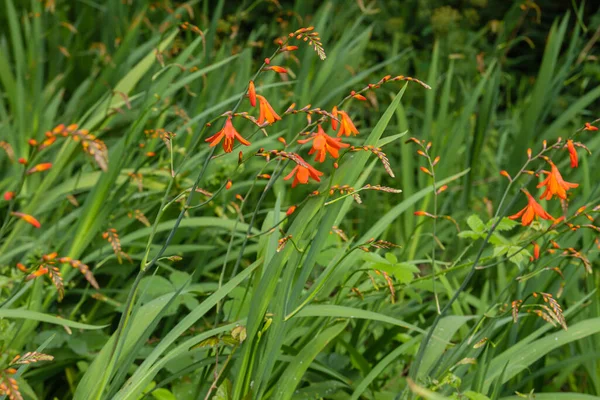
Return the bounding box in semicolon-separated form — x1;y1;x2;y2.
0;1;599;400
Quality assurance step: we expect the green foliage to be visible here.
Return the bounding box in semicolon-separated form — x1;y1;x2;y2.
0;1;599;400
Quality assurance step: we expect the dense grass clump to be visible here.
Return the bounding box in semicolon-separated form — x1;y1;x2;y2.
0;1;599;399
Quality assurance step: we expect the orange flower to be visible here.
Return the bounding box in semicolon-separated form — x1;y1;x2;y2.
264;65;287;74
11;211;41;228
533;242;540;260
286;205;297;216
26;163;52;175
334;110;359;137
26;266;48;280
40;134;57;149
52;124;66;134
508;190;554;226
3;191;14;201
283;156;323;188
537;161;578;200
297;125;349;162
331;106;339;130
257;95;281;125
584;122;598;131
566;140;578;168
205;117;250;153
248;81;256;107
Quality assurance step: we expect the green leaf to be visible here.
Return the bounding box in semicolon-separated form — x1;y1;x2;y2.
351;336;420;400
488;217;519;231
500;395;600;400
416;316;475;380
271;322;348;400
467;215;486;233
214;379;233;400
111;259;261;400
294;305;436;338
151;388;177;400
385;252;398;263
371;262;417;283
483;317;600;392
492;245;508;258
0;309;106;330
407;378;450;400
458;231;483;240
461;392;491;400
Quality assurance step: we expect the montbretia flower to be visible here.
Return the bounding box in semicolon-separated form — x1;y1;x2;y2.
331;106;339;130
11;211;41;228
352;93;367;101
257;95;281;125
333;110;359;137
537;161;578;200
27;266;49;280
508;190;554;226
286;205;297;216
264;65;287;74
248;81;256;107
284;156;323;188
584;122;598;131
205;117;250;153
297;125;349;162
566;140;578;168
26;163;52;175
533;242;540;260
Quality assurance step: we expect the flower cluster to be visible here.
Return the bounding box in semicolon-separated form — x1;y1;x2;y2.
506;134;592;226
18;252;99;301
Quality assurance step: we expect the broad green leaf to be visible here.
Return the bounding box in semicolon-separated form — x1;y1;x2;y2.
467;215;486;233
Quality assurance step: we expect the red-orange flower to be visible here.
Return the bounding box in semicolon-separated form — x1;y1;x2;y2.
537;161;578;200
40;134;57;149
508;190;554;226
584;122;598;131
334;110;359;137
533;242;540;260
286;205;297;216
248;81;256;107
3;191;14;201
264;65;287;74
26;163;52;175
205;117;250;153
257;95;281;125
11;211;41;228
566;140;578;168
284;156;323;188
26;266;49;280
331;106;339;130
297;125;349;162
